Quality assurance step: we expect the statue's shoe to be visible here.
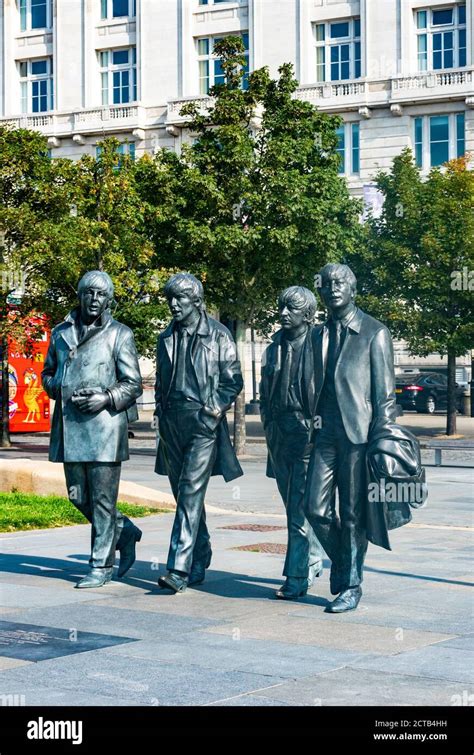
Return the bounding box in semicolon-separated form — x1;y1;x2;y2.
188;549;212;587
75;567;113;589
158;572;188;593
275;576;308;600
307;563;323;588
118;527;142;578
325;586;362;613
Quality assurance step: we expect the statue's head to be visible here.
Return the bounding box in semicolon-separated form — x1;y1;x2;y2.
163;272;204;323
318;263;357;313
77;270;114;324
278;286;317;331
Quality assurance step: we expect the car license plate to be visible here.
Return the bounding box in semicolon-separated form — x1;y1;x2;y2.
395;389;403;394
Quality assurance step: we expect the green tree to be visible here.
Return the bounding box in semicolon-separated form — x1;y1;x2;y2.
0;129;171;446
349;149;474;435
30;137;170;356
0;126;67;446
140;36;363;452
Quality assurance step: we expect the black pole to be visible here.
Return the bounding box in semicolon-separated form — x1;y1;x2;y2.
470;352;474;418
0;336;11;447
250;327;257;403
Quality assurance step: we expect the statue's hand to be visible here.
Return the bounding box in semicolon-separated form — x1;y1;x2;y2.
199;406;221;431
73;390;110;414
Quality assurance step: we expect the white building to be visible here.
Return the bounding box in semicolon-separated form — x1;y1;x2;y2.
1;0;472;393
1;0;473;187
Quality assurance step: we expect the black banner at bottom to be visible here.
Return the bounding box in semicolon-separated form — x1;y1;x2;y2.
0;705;472;751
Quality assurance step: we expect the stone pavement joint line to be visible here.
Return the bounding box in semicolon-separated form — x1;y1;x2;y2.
202;682;290;706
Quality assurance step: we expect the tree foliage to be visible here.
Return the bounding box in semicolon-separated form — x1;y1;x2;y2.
0;130;170;357
349;149;473;356
347;148;474;434
0;128;172;444
140;37;363;332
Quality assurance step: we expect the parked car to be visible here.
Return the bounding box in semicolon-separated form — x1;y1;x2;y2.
395;373;464;414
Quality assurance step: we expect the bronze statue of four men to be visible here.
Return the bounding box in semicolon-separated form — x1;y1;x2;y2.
42;263;398;613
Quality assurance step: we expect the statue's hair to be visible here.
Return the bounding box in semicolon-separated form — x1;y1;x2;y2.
163;273;204;307
319;263;357;294
278;286;317;323
77;270;114;299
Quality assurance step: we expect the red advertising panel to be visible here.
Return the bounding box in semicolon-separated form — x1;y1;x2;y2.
8;319;50;433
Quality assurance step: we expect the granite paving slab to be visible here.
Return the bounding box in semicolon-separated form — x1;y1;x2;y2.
0;605;220;641
350;645;474;684
252;667;470;707
100;632;372;678
204;612;454;654
0;651;288;706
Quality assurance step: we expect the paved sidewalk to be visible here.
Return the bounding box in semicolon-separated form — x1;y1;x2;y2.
0;463;472;707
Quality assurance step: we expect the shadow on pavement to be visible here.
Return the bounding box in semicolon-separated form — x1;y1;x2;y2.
2;552;471;603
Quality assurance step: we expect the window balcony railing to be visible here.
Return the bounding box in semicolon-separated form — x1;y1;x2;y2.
391;67;473;99
73;105;140;128
166;83;369;124
0;114;55;129
166;95;214;124
296;81;368;104
0;105;144;136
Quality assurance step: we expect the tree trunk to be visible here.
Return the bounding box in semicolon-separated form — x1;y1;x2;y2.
446;349;457;436
96;208;103;270
471;351;474;418
1;336;11;447
233;319;246;456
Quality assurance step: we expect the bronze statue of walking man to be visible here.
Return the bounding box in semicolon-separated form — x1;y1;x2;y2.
260;286;324;599
304;263;397;612
154;273;243;593
42;270;143;588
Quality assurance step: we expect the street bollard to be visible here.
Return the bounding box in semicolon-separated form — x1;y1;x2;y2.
462;390;470;417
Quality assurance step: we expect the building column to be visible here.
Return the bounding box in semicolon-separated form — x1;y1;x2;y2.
2;0;16;115
360;0;368;79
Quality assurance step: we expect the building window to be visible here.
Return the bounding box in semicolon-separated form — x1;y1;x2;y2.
430;115;450;165
99;48;137;105
351;122;360;174
197;33;249;94
413;112;465;169
416;5;466;71
336;125;345;173
101;0;136;18
414;115;423;167
336;122;360;175
314;18;361;82
456;112;465;157
19;58;54;113
198;1;230;5
96;142;135;160
19;0;52;31
117;142;135;160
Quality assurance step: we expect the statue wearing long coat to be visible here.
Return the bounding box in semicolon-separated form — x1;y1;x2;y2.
42;308;142;463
